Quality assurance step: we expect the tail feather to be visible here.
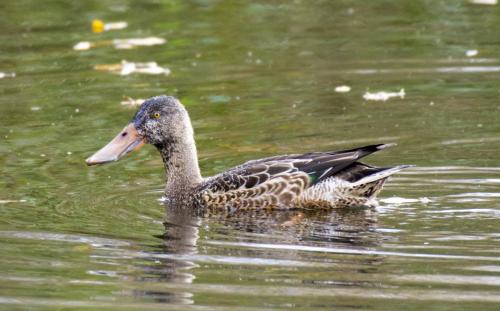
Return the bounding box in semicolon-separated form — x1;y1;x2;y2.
349;165;413;199
352;165;413;187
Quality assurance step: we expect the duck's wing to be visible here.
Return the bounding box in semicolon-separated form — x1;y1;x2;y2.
199;144;392;208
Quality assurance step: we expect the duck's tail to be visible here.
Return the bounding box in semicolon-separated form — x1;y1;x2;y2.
350;165;414;198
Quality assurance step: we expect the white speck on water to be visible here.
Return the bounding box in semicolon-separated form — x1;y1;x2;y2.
470;0;497;4
40;154;46;157
30;106;41;111
0;72;16;79
247;51;253;57
94;60;170;76
122;61;170;76
75;37;166;51
466;49;478;57
73;41;92;51
121;97;145;107
113;37;166;49
75;108;80;113
104;21;128;31
67;152;72;155
477;123;483;128
0;199;27;204
429;101;435;106
334;85;351;93
363;89;405;101
255;59;262;65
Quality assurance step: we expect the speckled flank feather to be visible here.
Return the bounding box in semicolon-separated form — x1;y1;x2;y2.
195;145;411;210
297;165;411;208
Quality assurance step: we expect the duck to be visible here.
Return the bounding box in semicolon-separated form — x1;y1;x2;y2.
86;95;411;210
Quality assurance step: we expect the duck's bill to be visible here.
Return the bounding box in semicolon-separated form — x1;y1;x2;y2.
85;123;145;166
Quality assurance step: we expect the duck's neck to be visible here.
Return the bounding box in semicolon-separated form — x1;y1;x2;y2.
158;124;202;197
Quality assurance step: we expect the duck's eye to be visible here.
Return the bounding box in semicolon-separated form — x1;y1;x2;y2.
153;112;161;119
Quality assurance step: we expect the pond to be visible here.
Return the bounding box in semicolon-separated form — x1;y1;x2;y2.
1;0;500;310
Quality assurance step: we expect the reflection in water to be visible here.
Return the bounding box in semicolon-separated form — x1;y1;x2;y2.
135;204;383;304
203;206;380;247
134;206;201;304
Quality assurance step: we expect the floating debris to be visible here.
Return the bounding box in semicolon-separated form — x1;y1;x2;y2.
30;106;41;111
0;199;27;204
334;85;351;93
121;97;145;107
94;60;171;76
91;19;128;33
74;37;165;51
363;89;405;101
73;41;94;51
466;49;478;57
0;72;16;79
92;19;105;33
113;37;166;49
120;61;170;75
470;0;497;4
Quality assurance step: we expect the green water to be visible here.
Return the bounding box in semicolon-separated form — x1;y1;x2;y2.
1;0;500;310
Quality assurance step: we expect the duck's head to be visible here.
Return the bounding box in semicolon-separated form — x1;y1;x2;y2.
86;95;188;166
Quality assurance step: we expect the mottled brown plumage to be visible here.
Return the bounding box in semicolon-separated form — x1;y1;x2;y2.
86;95;411;210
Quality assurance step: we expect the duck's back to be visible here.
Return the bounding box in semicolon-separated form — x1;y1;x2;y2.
196;144;410;210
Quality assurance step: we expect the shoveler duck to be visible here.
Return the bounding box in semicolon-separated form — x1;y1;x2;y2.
86;95;411;210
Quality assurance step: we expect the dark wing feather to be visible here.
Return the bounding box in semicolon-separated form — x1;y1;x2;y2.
200;144;393;193
335;162;388;182
293;144;393;185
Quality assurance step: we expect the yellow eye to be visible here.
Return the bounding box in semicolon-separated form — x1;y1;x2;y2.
153;112;161;119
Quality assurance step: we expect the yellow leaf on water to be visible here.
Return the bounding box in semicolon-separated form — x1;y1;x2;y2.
91;19;105;33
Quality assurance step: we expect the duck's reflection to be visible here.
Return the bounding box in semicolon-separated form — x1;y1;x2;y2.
133;205;201;304
157;206;200;283
203;206;380;247
137;205;381;304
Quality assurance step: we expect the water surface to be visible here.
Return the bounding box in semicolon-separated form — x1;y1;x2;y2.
1;1;500;310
